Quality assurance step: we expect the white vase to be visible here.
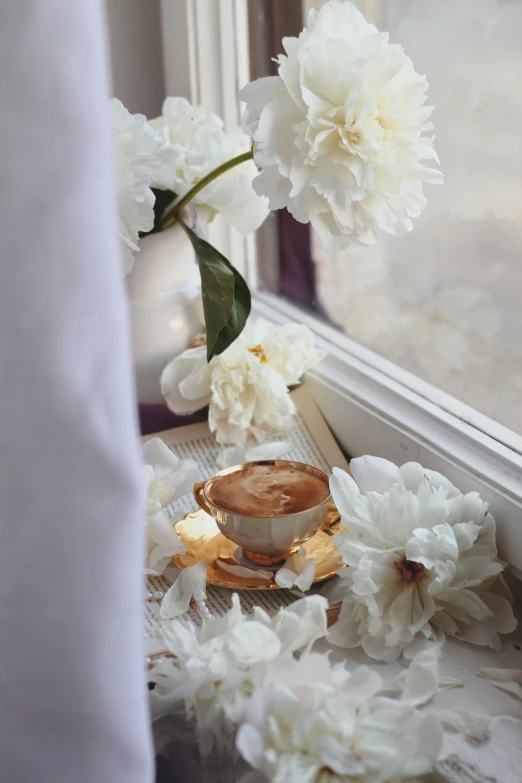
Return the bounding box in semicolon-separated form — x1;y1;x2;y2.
126;226;203;405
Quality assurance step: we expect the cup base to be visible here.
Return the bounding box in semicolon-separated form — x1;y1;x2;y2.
242;547;298;567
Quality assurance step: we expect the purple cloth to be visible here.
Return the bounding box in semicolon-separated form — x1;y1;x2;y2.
279;210;318;311
139;404;208;436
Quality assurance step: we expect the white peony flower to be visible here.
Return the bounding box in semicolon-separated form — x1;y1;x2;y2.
111;98;166;274
274;552;316;591
150;97;269;234
239;0;442;252
143;437;199;574
236;652;442;783
328;456;517;661
149;594;329;756
161;319;326;447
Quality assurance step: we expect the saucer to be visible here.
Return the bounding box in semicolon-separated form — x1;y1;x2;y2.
171;503;345;590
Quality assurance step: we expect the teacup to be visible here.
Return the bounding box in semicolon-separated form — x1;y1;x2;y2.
193;459;331;566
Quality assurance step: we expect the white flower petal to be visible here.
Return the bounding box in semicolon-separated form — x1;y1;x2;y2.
160;561;207;620
147;510;187;550
274;554;316;591
392;647;462;706
143;442;199;574
142;437;179;472
453;618;503;651
245;440;292;461
349;455;402;495
328;617;364;649
146;546;178;576
269;595;328;654
400;462;456;494
479;593;518;634
227;622;281;665
477;667;522;699
236;725;266;772
329;467;361;518
161;346;211;415
361;633;401;663
341;665;384;704
439;710;491;743
111;99;164;275
215;446;248;469
406;524;459;569
216;560;273;581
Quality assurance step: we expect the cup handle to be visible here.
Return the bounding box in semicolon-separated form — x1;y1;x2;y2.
194;482;213;516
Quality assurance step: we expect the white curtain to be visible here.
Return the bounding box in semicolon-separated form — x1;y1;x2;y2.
0;1;152;780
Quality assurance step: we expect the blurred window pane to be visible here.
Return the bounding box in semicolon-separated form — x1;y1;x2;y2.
249;0;522;436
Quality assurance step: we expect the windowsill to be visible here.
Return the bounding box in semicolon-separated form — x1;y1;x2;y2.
252;292;522;578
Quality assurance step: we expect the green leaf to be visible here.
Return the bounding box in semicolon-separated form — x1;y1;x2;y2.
184;225;251;361
210;258;251;360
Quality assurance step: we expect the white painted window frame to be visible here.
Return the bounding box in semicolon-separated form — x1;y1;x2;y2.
160;0;522;577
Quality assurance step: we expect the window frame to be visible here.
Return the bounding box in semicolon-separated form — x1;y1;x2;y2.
160;0;522;578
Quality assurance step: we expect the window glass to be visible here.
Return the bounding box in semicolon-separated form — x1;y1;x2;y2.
249;0;522;435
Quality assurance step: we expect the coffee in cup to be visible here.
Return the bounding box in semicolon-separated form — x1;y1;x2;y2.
194;460;331;566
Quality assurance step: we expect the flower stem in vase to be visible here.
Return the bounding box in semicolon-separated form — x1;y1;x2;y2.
160;149;255;230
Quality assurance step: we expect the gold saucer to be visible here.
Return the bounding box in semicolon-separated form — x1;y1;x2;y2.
172;504;345;590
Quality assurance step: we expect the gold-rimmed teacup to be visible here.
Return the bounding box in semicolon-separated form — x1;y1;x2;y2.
193;460;331;566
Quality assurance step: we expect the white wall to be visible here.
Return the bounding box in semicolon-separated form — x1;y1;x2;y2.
104;0;165;117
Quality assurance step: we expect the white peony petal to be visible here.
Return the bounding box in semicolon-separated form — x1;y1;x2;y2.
227;622;281;665
392;647;462;706
361;633;401;663
142;437;179;472
477;668;522;699
216;560;273;581
245;440;292;461
405;524;459;569
329;467;361;518
160;561;207;620
235;725;266;772
239;75;283;134
146;546;179;576
350;455;402;494
454;620;503;651
477;668;522;683
407;713;444;773
269;595;328;654
328;617;364;649
147;510;188;550
439;710;491;743
161;346;211;415
400;462;456;493
342;665;383;704
479;593;518;634
111;99;164;275
274;554;316;592
452;521;481;553
216;446;248;469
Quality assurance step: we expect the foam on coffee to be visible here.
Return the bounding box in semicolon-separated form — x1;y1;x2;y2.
207;463;329;517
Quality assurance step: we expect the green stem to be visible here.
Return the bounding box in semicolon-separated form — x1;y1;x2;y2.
160;149;254;230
